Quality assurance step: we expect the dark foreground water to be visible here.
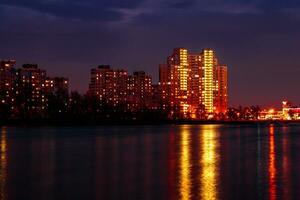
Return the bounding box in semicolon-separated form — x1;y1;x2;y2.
0;124;300;200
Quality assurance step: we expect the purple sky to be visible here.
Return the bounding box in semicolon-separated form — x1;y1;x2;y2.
1;0;300;107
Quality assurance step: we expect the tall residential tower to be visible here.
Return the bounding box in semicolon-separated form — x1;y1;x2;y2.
161;48;228;119
201;49;215;113
167;48;189;117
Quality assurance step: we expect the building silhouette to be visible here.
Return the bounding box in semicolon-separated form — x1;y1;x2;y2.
18;64;47;112
0;60;69;118
88;65;128;107
0;60;17;109
1;47;228;121
160;48;228;119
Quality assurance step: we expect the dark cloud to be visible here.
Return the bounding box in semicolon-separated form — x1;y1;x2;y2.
0;0;144;21
1;0;300;22
258;0;300;11
166;0;196;9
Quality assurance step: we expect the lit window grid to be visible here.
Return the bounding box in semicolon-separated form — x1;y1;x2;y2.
203;50;214;113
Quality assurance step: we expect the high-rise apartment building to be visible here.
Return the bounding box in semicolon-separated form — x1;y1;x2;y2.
159;64;170;111
0;60;17;108
127;71;152;111
18;64;47;111
215;65;228;114
188;54;202;117
162;48;228;119
88;66;155;112
167;48;189;117
88;65;128;106
150;84;161;110
201;49;215;113
1;60;70;118
134;71;152;108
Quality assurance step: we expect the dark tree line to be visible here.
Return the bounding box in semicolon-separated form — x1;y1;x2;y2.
227;106;261;120
0;89;264;124
0;91;170;124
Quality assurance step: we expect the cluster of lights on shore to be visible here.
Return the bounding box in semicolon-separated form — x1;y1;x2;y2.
0;48;227;119
1;47;299;120
88;48;228;119
260;101;300;120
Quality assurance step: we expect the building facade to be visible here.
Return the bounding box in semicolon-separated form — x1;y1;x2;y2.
0;60;17;109
161;48;228;119
159;64;170;111
127;71;152;111
88;65;128;107
188;54;202;118
88;66;155;112
0;60;69;117
215;65;228;114
167;48;189;117
17;64;47;112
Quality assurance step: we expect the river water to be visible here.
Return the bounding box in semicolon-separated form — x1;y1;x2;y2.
1;124;300;199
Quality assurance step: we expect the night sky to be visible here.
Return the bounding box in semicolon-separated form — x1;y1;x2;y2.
1;0;300;107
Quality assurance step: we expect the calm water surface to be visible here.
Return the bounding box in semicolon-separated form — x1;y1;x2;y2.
1;124;300;199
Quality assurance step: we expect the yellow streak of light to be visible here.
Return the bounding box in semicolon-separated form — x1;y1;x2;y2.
269;125;276;200
0;127;7;200
179;126;191;200
200;125;219;200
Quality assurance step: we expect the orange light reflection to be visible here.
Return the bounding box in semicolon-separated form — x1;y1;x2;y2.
269;125;276;200
179;126;191;200
200;125;219;200
0;127;7;200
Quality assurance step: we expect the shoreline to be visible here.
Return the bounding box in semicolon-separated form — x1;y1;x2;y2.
1;119;300;127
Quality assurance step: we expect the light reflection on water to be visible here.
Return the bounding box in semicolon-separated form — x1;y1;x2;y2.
200;125;219;200
179;126;191;200
0;124;300;200
268;125;276;200
178;125;220;200
282;125;291;200
0;127;7;200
